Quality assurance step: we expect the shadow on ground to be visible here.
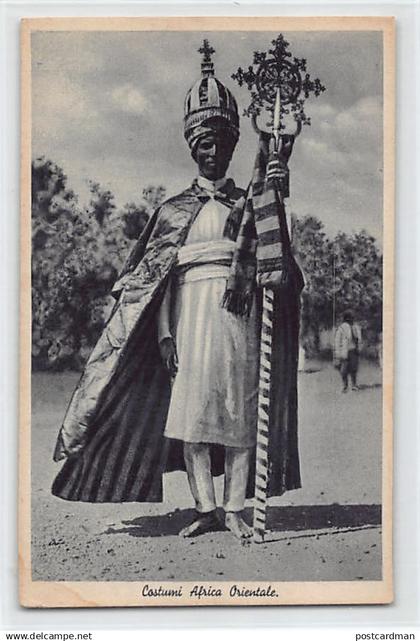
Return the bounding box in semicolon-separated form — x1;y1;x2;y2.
103;504;381;539
357;383;382;390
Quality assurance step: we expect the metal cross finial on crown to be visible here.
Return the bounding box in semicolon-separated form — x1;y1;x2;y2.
232;33;325;139
199;39;216;77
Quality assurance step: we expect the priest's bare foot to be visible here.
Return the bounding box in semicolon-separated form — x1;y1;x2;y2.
225;511;253;539
179;511;219;538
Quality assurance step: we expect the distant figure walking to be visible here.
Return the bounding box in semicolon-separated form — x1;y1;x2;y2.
334;311;362;393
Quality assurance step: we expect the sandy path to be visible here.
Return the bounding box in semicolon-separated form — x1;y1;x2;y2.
31;360;383;582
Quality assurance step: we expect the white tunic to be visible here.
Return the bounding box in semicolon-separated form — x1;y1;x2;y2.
159;176;259;448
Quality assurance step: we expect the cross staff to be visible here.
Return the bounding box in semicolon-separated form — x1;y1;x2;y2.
232;35;325;543
253;87;284;544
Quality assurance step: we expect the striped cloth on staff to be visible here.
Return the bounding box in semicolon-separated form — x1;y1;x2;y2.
222;134;286;316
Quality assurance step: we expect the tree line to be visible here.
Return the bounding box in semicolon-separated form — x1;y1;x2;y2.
31;157;382;370
291;215;382;357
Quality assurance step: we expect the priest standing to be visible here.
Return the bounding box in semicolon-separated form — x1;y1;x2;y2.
52;40;302;540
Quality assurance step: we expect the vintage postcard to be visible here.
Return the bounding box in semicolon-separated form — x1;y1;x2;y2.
20;16;394;607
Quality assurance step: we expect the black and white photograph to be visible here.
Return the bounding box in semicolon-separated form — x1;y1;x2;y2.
20;16;394;607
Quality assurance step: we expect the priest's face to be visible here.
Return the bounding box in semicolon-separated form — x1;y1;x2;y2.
193;127;237;181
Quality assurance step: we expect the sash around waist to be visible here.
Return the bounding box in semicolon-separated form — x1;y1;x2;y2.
175;239;235;285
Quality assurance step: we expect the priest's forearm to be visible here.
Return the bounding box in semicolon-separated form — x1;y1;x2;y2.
157;279;172;344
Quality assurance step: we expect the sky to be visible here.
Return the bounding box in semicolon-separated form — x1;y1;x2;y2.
31;30;383;241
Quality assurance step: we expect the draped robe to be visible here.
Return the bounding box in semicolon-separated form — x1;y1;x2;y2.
52;179;302;503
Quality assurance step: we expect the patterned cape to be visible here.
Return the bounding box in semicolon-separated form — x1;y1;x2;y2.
52;179;302;503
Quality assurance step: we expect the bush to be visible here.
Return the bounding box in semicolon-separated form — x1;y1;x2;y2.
31;157;164;370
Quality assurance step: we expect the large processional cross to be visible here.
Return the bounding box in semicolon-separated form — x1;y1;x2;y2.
232;35;325;543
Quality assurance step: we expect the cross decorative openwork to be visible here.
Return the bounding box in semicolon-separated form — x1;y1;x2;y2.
232;34;326;136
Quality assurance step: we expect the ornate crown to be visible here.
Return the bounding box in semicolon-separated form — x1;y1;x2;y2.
184;40;240;143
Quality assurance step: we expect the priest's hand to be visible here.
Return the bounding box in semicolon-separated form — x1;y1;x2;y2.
267;157;289;183
266;133;294;197
159;336;178;377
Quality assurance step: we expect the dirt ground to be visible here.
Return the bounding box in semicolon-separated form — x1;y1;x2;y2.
31;359;383;582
